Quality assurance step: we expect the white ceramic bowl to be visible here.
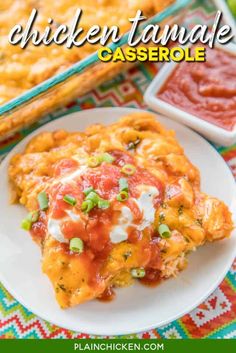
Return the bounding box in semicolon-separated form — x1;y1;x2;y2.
144;43;236;146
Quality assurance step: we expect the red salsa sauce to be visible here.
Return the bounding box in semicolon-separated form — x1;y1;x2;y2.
140;268;161;287
97;286;116;302
157;47;236;131
30;150;165;297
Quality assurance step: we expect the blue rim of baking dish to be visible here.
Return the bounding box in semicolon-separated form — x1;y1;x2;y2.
0;0;191;116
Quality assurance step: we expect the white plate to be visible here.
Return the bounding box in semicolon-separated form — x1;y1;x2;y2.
0;107;236;336
144;43;236;147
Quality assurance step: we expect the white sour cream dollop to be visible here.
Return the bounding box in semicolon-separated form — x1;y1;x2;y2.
109;185;159;244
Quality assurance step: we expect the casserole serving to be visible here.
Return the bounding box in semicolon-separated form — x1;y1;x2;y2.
9;112;233;308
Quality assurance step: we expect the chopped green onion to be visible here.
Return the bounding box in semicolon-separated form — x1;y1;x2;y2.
21;211;39;231
87;153;115;168
69;238;84;253
85;191;100;204
21;218;32;231
117;190;129;202
119;178;128;192
158;224;171;239
100;152;115;163
83;186;95;196
87;156;100;168
131;268;146;278
121;164;136;176
63;194;77;206
82;188;111;212
30;210;39;223
98;199;110;209
37;191;49;211
81;200;95;213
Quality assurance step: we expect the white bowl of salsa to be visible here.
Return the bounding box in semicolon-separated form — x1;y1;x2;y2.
144;43;236;146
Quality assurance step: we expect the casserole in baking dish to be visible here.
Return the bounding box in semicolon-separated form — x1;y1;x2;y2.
0;0;174;105
0;0;190;139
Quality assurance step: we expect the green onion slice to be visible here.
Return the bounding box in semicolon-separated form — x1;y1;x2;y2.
83;186;95;196
37;191;49;211
87;153;115;168
158;224;171;238
131;268;146;278
121;164;136;176
85;191;100;204
87;156;100;168
69;238;84;253
117;190;129;202
82;189;111;212
30;210;39;223
21;211;39;231
119;177;128;192
81;200;95;213
98;199;110;209
21;218;32;231
63;194;77;206
100;152;115;164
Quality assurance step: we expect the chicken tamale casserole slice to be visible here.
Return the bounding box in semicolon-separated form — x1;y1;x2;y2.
9;113;233;308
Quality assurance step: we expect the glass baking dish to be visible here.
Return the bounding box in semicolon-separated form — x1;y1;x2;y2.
0;0;191;140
